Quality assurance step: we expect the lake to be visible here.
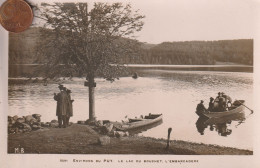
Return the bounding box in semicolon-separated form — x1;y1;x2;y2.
8;69;254;150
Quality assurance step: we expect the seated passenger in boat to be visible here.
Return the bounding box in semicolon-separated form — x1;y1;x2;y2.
213;92;231;112
208;97;215;112
218;97;227;112
215;92;222;101
196;100;207;113
213;92;221;110
222;92;233;107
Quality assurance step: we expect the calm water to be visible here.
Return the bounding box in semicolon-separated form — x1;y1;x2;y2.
8;70;254;150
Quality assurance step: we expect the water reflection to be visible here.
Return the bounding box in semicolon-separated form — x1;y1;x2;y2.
196;112;246;137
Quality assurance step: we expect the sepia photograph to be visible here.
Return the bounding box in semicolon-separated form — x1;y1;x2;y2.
1;0;260;167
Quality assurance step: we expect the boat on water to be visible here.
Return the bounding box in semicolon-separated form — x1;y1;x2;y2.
204;112;246;125
114;113;163;131
197;100;245;118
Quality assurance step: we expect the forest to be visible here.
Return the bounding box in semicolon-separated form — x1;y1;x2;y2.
127;40;253;65
9;27;253;66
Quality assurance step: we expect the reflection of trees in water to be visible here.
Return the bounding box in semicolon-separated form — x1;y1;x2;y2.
196;112;246;137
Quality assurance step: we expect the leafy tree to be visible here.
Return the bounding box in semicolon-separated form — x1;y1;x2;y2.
35;3;145;121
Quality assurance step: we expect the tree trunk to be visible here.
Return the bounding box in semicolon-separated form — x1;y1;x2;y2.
89;85;95;121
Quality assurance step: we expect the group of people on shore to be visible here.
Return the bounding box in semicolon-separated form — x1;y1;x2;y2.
54;84;74;128
197;92;233;113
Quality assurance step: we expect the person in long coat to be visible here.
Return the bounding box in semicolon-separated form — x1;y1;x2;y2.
54;85;70;128
65;89;74;126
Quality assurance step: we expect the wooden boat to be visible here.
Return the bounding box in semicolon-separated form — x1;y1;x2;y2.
204;112;245;125
203;100;245;118
114;113;163;131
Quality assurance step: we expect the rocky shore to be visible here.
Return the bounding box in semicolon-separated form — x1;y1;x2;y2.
8;117;253;155
8;114;73;134
8;114;129;138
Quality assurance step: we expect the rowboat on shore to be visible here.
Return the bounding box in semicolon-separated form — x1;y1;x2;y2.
114;113;163;131
202;100;245;118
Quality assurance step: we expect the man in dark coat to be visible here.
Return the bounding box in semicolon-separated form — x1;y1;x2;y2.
65;89;74;126
208;97;215;112
218;97;227;112
54;85;70;128
196;100;207;113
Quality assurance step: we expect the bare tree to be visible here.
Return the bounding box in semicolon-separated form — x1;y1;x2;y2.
35;2;145;121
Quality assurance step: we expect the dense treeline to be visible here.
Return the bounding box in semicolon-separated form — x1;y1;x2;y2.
9;27;41;64
9;27;253;66
125;40;253;65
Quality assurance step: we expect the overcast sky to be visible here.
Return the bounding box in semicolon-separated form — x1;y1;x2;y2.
131;0;258;43
31;0;259;44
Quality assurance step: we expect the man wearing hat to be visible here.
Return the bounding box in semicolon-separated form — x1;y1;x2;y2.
54;85;70;128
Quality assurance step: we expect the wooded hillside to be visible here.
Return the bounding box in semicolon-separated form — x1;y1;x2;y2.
131;40;253;65
9;27;253;65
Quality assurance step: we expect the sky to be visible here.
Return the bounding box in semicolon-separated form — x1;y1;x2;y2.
27;0;259;44
131;0;258;44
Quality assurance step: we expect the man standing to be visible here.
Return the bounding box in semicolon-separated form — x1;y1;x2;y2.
65;89;74;126
54;85;70;128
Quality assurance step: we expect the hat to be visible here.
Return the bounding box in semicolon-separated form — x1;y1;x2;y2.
200;100;204;103
210;97;214;100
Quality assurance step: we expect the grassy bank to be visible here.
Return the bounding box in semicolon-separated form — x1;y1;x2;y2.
8;124;252;155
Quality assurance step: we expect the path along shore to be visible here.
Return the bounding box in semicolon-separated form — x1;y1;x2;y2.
8;124;252;155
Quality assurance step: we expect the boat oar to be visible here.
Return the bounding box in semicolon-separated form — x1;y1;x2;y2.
236;100;254;113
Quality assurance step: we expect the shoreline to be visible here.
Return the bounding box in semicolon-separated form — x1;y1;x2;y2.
8;64;253;78
8;124;253;155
